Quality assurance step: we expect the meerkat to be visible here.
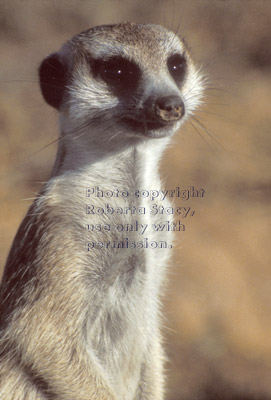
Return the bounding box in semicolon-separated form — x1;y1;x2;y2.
0;22;204;399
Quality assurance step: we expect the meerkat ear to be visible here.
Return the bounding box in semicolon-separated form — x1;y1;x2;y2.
39;53;67;109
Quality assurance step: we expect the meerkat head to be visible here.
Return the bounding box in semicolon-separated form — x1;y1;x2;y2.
39;23;204;143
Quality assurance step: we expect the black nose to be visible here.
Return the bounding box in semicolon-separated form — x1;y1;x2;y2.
155;95;185;122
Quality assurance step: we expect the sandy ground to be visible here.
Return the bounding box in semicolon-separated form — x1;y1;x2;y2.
0;1;270;399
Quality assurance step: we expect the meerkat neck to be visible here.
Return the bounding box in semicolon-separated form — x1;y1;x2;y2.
52;136;170;191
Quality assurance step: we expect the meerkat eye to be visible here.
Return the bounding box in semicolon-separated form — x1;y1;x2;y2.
167;54;187;85
94;57;141;91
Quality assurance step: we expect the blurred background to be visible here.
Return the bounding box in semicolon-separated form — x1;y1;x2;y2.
0;0;270;399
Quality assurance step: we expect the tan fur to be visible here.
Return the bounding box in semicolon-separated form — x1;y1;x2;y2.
0;23;204;399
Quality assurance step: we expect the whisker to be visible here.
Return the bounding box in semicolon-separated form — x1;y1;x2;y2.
195;109;229;121
0;79;39;84
190;119;221;157
27;135;64;157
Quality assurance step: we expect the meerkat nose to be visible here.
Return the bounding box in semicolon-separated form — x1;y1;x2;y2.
155;95;185;122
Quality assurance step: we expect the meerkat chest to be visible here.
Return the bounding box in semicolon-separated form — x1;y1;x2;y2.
49;171;173;395
83;208;172;395
82;199;172;396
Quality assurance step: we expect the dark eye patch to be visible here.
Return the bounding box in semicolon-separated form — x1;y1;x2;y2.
92;56;141;94
167;53;187;85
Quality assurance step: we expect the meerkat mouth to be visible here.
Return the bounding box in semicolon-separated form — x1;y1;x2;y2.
122;117;177;137
120;94;185;137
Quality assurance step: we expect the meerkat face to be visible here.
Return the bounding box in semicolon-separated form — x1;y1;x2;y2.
39;23;204;141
